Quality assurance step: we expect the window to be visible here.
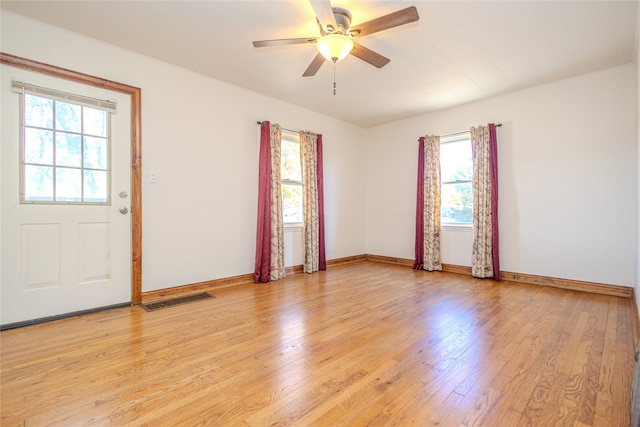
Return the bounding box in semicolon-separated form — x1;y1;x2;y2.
281;132;303;224
441;133;473;224
15;82;113;204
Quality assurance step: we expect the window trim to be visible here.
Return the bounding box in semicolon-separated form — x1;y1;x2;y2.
440;132;473;227
281;130;304;225
18;89;113;205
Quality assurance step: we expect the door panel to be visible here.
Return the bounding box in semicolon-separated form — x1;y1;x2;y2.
1;66;132;326
78;222;110;283
21;224;60;289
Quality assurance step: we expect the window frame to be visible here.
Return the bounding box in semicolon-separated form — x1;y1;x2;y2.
280;130;304;227
440;132;473;227
15;82;114;205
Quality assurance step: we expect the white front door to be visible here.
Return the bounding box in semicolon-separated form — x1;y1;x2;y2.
1;66;132;326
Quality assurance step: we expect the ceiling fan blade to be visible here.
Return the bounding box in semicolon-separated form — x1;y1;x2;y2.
303;52;326;77
253;38;317;48
350;42;390;69
315;17;327;36
349;6;419;38
309;0;337;33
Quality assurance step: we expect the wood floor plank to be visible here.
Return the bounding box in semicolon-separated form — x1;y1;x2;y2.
513;329;566;423
1;261;636;426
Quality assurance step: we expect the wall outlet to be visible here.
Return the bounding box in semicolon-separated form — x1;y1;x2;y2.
149;171;158;183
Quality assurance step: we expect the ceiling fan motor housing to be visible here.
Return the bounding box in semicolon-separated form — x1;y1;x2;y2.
331;7;352;34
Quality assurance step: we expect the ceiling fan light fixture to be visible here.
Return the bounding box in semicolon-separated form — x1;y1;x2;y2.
317;33;354;62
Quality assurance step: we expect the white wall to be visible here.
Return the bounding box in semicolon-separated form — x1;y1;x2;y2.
0;11;366;292
366;64;637;287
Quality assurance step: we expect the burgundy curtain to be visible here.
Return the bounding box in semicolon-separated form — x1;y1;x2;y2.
317;134;326;271
254;121;272;283
489;124;500;280
413;137;425;270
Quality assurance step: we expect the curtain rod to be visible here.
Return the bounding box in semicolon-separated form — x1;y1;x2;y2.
258;121;501;138
441;123;502;139
256;121;298;134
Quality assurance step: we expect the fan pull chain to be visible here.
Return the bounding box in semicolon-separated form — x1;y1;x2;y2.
333;59;337;95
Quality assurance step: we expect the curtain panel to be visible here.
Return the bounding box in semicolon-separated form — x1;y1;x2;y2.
254;121;272;283
413;138;425;269
254;121;286;283
470;123;500;280
414;135;442;272
316;135;327;271
269;124;286;281
300;131;326;273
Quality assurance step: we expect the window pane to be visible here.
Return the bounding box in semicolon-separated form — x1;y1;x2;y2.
83;107;107;137
84;170;108;202
56;132;82;167
24;128;54;165
441;182;472;223
441;139;472;182
56;167;82;202
24;165;53;201
55;101;81;133
281;140;302;181
21;91;111;205
83;136;107;169
24;94;53;128
282;183;303;223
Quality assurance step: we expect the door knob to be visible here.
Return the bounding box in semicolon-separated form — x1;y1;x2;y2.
119;206;129;214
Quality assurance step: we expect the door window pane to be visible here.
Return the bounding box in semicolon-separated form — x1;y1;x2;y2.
84;170;108;202
20;90;111;204
23;165;53;201
24;94;53;128
83;107;107;137
55;101;81;133
55;133;82;167
84;136;107;169
24;128;53;164
56;168;82;202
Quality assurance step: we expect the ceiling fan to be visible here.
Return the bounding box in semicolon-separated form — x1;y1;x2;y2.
252;1;419;77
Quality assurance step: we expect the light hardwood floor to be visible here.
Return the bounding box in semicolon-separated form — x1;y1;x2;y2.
1;261;636;426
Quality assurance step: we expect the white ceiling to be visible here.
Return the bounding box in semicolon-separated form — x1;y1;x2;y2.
2;0;638;127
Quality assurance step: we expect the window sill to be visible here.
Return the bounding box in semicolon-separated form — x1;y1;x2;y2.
284;224;303;231
441;223;472;231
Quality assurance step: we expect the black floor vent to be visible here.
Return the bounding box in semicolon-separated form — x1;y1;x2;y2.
142;292;214;312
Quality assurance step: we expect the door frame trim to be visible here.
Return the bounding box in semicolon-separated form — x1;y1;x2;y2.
1;52;143;304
